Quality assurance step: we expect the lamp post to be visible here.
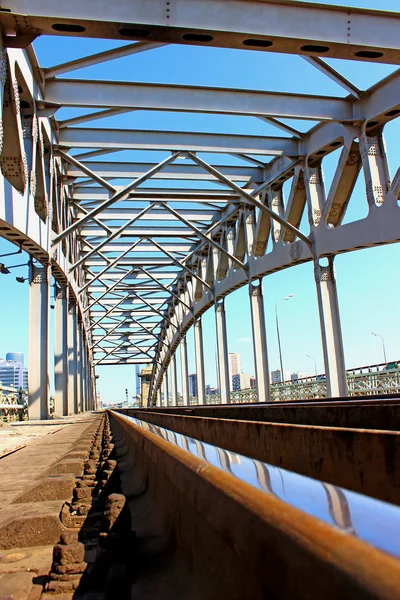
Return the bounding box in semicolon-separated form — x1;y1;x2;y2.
371;332;387;365
275;294;294;384
306;353;318;377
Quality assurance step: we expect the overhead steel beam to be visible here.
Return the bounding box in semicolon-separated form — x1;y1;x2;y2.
59;108;133;129
79;239;143;293
47;79;352;121
58;150;116;192
87;294;131;332
43;41;166;78
84;268;136;312
161;203;247;272
59;128;299;156
257;117;303;139
302;56;361;99
4;1;400;64
138;267;192;311
188;153;312;247
70;203;156;273
148;237;213;292
52;152;180;244
67;160;261;181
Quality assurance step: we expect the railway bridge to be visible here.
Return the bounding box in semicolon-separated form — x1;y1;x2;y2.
0;1;400;598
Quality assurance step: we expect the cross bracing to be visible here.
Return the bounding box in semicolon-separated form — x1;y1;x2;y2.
0;1;399;415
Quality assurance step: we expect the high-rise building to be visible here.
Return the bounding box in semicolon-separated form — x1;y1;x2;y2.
228;353;242;390
6;352;24;365
188;373;198;397
271;369;282;384
232;372;255;391
0;358;28;390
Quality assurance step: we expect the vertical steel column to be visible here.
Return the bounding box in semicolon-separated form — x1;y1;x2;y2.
249;280;270;403
315;258;347;397
28;263;50;420
180;337;189;406
162;370;169;407
194;318;206;405
170;354;178;406
81;341;87;411
54;285;68;416
76;321;83;413
215;298;230;404
67;296;78;414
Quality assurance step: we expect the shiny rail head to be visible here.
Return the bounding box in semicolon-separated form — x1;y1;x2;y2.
114;411;400;560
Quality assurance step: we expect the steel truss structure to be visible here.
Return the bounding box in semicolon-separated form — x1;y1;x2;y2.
0;1;399;415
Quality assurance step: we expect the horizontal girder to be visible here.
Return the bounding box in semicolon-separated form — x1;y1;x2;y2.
2;1;400;63
59;128;299;156
47;79;352;121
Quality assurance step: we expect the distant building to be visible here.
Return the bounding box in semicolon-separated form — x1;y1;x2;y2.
232;372;255;391
138;364;152;406
205;384;211;396
6;352;24;365
271;369;282;384
228;353;241;390
0;358;28;390
188;373;198;397
134;364;141;397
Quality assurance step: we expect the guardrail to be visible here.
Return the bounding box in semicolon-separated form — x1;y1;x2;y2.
181;365;400;404
109;410;400;599
0;382;27;421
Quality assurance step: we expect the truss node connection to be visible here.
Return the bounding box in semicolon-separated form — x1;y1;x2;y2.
0;0;399;414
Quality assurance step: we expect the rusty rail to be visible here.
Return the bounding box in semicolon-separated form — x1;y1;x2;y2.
109;410;400;599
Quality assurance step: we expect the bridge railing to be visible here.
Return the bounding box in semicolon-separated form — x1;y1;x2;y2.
0;382;28;421
182;363;400;405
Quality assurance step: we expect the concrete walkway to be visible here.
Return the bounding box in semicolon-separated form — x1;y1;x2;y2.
0;415;93;458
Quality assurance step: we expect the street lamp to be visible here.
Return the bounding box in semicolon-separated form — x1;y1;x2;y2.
371;332;387;365
306;353;318;377
275;294;294;384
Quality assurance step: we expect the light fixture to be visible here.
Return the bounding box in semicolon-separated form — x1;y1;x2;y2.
0;263;10;274
16;276;28;283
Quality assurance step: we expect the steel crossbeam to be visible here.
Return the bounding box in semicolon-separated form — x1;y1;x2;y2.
3;0;400;63
47;79;352;121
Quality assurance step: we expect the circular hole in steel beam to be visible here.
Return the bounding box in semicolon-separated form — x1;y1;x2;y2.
366;121;379;128
242;39;273;47
118;27;151;38
330;141;342;147
52;23;86;33
20;100;30;109
385;109;400;117
354;50;383;59
182;33;213;42
316;150;326;155
300;44;330;53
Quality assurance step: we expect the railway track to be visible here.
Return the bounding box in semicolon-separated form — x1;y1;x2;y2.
109;410;400;599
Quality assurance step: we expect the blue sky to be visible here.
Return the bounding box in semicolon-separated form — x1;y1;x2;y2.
0;0;399;403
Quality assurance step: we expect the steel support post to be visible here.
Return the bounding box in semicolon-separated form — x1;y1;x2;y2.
162;371;169;407
54;285;68;416
215;298;230;404
180;337;189;406
28;264;50;420
249;280;271;403
67;297;78;414
82;343;87;411
76;322;84;412
194;318;206;405
314;258;347;397
170;354;178;406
